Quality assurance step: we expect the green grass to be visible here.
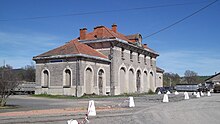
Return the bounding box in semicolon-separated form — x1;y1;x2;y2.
32;91;155;99
0;105;19;109
32;94;75;99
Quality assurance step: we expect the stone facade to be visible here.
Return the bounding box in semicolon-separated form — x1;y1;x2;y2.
33;24;164;97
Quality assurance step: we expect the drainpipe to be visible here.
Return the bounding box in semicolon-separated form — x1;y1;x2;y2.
110;42;114;95
76;59;80;97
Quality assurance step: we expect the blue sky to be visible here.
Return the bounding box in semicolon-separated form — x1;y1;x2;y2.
0;0;220;76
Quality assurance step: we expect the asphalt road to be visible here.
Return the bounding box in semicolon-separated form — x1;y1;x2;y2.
0;93;220;124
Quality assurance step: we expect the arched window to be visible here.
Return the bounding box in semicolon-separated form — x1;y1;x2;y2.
143;71;148;91
63;69;71;88
136;70;141;92
119;67;126;93
85;67;93;94
98;69;104;95
150;72;154;90
129;69;135;93
42;70;49;88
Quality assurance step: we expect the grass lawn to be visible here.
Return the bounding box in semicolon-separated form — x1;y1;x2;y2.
32;91;155;99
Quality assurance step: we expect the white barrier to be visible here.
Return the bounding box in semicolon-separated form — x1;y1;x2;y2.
67;119;78;124
174;91;179;95
158;91;162;95
163;94;169;103
193;92;197;96
166;91;171;95
184;92;189;100
128;96;135;107
207;91;211;96
88;100;96;116
196;92;200;98
201;92;204;96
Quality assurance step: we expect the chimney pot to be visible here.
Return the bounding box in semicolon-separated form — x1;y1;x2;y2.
80;28;87;40
112;24;117;33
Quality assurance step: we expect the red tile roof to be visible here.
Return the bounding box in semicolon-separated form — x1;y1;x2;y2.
82;26;157;55
82;26;132;43
35;25;158;60
36;39;107;59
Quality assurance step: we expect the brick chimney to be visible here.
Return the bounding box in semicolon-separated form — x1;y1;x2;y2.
94;25;104;38
80;28;87;40
112;24;117;33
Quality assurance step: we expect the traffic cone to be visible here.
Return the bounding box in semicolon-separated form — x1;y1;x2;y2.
88;100;96;116
184;92;189;100
163;94;169;103
166;91;171;95
174;91;179;95
201;92;204;96
128;96;135;107
196;92;200;98
207;91;211;96
67;119;78;124
158;91;161;95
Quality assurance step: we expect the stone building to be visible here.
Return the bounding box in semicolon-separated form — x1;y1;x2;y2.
205;72;220;85
33;24;164;96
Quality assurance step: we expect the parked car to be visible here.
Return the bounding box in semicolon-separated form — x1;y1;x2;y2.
155;87;166;94
198;84;209;92
164;86;175;93
155;86;174;94
214;84;220;93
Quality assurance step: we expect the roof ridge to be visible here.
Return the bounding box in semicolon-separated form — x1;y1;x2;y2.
104;26;132;42
73;39;108;59
103;26;115;38
205;72;220;81
71;39;80;54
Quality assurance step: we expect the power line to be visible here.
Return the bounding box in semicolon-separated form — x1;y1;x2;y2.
0;1;210;22
143;0;218;39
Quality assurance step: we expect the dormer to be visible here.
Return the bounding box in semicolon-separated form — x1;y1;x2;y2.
125;33;142;47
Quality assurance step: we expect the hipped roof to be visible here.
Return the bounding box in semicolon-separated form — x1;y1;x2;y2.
33;39;108;60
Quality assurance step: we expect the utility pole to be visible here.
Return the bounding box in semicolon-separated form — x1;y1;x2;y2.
3;60;6;67
169;77;172;87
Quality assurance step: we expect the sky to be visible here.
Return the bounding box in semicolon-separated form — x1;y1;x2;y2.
0;0;220;76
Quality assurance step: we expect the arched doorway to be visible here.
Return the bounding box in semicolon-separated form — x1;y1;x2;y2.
42;70;49;88
85;68;93;94
129;69;135;93
143;71;148;92
136;70;141;92
119;67;126;93
150;72;154;90
64;69;71;87
98;69;104;95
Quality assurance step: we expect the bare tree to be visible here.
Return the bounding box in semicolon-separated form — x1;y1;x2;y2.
0;65;20;107
23;63;35;82
184;70;198;84
163;72;180;86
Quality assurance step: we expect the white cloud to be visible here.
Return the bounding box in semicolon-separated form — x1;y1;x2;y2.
0;31;65;68
157;50;220;76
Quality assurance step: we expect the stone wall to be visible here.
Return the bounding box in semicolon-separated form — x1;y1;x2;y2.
98;46;157;95
35;59;110;97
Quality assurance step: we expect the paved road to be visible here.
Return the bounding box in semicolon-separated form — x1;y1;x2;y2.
142;96;220;124
0;93;220;124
